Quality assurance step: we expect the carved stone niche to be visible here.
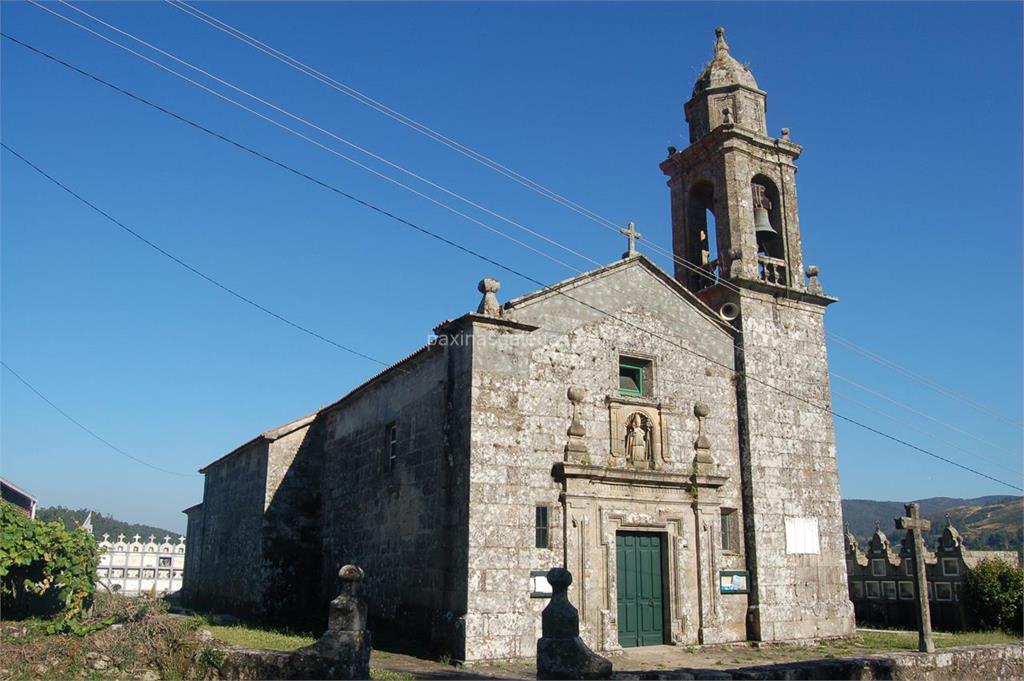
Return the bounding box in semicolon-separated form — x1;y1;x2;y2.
606;396;669;467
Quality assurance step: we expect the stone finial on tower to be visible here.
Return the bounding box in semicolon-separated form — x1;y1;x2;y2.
477;277;502;317
714;26;729;54
781;127;791;141
805;265;822;294
564;387;588;462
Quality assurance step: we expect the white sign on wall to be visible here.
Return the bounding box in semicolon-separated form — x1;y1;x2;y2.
785;517;820;554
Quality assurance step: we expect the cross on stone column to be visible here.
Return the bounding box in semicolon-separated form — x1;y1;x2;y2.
620;222;642;259
895;502;934;653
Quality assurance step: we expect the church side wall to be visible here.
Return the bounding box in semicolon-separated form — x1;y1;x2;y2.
320;345;471;655
190;441;270;615
261;425;322;626
465;266;749;661
736;293;854;641
182;506;204;600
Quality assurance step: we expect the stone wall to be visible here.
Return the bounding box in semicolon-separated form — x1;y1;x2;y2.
732;291;854;641
261;424;323;626
319;343;472;656
190;440;271;615
462;259;752;661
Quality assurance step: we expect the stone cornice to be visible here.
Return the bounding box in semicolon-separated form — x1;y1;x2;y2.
552;462;693;490
661;125;802;178
432;312;539;336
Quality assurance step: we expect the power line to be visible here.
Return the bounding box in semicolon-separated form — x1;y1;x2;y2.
164;0;1024;431
4;34;1019;493
37;0;594;274
1;141;390;369
832;389;1023;479
164;0;624;235
833;372;1018;459
26;0;583;275
1;361;198;478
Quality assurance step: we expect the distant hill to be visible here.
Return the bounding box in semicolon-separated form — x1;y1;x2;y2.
36;506;178;542
841;496;1022;552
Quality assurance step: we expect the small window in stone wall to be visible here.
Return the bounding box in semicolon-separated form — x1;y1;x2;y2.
935;582;953;601
386;423;398;471
883;581;897;600
619;356;652;397
942;558;960;577
535;506;550;549
720;508;741;553
865;581;880;599
850;581;863;599
871;558;887;577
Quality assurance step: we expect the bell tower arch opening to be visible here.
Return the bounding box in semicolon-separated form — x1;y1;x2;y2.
751;174;785;284
685;181;719;290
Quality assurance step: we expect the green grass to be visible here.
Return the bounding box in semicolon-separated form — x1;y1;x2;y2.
856;628;1022;651
206;624;316;651
369;669;415;681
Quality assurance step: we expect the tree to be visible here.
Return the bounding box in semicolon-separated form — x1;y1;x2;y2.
963;558;1024;633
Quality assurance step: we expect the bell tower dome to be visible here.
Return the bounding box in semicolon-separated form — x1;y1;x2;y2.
686;27;767;141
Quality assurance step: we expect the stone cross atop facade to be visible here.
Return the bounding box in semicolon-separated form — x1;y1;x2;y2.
895;502;934;653
620;222;642;259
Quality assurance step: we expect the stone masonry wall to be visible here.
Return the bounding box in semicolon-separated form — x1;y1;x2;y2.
320;344;472;656
262;425;323;626
464;260;752;660
191;440;270;615
736;291;854;641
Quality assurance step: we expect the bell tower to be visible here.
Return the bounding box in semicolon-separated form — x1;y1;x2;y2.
661;29;855;642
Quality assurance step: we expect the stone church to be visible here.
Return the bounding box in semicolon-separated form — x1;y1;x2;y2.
181;29;854;660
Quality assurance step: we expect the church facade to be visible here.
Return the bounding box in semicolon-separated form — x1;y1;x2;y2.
182;29;854;660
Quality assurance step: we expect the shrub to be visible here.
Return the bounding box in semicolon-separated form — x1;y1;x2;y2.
963;557;1024;633
0;500;100;633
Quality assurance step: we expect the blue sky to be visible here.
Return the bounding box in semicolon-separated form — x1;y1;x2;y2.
2;1;1021;534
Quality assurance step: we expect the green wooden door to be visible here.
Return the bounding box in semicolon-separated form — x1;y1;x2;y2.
616;532;665;647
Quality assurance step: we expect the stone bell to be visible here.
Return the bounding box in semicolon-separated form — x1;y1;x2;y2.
752;182;777;242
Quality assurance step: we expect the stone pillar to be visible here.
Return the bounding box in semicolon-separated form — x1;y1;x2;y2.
314;565;372;679
693;500;721;644
537;568;612;680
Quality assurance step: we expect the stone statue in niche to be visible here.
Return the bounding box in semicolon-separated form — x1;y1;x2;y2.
624;412;652;464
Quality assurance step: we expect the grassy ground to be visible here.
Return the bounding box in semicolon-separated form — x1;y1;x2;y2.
203;623;315;651
856;628;1021;651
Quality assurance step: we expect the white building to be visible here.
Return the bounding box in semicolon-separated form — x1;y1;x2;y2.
96;532;186;596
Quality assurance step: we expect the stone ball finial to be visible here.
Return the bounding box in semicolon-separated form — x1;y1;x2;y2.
667;145;677;156
338;564;364;582
478;277;500;295
805;265;819;277
715;26;725;40
694;402;710;418
547;567;572;590
476;277;502;317
781;127;791;141
567;386;586;404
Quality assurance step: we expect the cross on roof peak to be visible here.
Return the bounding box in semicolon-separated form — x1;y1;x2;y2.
620;221;642;259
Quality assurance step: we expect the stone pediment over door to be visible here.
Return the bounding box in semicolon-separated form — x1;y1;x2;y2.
606;396;669;468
